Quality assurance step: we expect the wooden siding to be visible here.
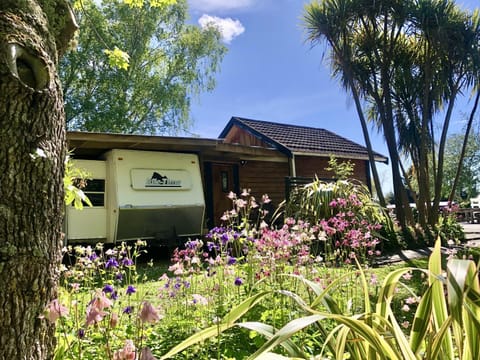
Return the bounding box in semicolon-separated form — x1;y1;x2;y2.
223;125;274;149
238;160;290;207
295;156;368;184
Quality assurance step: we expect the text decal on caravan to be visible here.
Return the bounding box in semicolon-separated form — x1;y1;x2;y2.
130;169;192;190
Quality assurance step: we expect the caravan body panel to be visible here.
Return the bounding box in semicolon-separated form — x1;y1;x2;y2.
66;150;205;244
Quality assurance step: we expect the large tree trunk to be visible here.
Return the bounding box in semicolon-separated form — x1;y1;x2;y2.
0;1;76;359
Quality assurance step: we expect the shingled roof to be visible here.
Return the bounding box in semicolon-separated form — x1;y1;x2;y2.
219;117;388;163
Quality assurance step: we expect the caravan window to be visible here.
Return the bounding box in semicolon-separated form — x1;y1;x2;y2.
75;179;105;207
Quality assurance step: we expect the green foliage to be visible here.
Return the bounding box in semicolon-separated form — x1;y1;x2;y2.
285;178;396;244
442;132;480;202
164;238;480;360
64;156;92;209
61;0;226;134
303;0;480;230
325;155;354;180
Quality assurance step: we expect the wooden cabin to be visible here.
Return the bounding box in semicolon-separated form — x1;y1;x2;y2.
67;116;388;242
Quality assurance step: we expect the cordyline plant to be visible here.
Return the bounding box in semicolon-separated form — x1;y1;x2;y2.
160;237;480;360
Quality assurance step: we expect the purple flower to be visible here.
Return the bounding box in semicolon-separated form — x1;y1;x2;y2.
126;285;136;295
221;233;229;244
234;277;243;286
105;258;119;269
111;291;118;300
122;258;134;266
115;272;123;281
103;284;114;293
227;256;237;265
77;328;85;339
123;306;133;314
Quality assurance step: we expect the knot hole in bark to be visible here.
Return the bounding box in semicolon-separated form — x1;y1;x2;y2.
6;43;50;91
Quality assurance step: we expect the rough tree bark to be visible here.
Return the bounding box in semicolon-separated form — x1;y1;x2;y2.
0;1;76;359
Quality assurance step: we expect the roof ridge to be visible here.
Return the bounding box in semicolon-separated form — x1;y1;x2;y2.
233;116;328;132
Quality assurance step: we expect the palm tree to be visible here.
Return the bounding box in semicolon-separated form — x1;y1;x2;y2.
304;0;415;231
304;0;480;241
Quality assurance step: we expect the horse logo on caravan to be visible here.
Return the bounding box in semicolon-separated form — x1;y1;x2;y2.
145;172;181;188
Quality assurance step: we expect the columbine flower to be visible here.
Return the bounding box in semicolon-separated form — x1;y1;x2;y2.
105;258;119;269
86;306;107;326
122;258;134;266
103;284;114;293
43;299;69;323
139;301;162;324
126;285;136;295
110;312;119;328
113;339;136;360
123;306;133;314
192;294;208;306
234;277;243;286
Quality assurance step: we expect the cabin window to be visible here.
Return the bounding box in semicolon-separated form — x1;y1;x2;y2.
75;178;105;207
221;171;229;192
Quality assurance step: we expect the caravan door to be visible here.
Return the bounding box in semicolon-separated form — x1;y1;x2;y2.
66;160;108;243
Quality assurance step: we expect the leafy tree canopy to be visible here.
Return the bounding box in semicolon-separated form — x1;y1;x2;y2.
442;132;480;202
61;0;226;134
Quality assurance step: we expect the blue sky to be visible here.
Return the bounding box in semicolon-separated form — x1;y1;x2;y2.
187;0;480;193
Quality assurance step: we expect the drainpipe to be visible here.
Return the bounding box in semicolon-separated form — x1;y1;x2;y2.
289;154;296;177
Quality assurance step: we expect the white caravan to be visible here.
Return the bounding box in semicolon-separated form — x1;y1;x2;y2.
65;149;205;245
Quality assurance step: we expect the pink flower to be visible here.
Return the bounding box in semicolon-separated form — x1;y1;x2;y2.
110;312;119;328
139;301;162;324
43;299;69;323
86;306;107;326
114;340;136;360
91;291;113;310
401;304;411;312
402;272;413;281
405;296;417;305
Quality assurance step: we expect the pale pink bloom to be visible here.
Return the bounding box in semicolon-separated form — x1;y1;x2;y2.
250;198;259;208
241;188;250;196
110;312;119;328
139;301;162;324
260;220;268;229
113;340;136;360
405;296;417;305
235;199;247;208
70;283;80;292
91;291;113;310
139;347;157;360
86;306;107;326
192;294;208;306
401;304;411;312
262;194;271;203
43;299;69;323
401;321;410;329
220;213;229;221
402;272;413;281
227;191;236;200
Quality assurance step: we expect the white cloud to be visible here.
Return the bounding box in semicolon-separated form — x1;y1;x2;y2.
198;15;245;44
189;0;254;12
